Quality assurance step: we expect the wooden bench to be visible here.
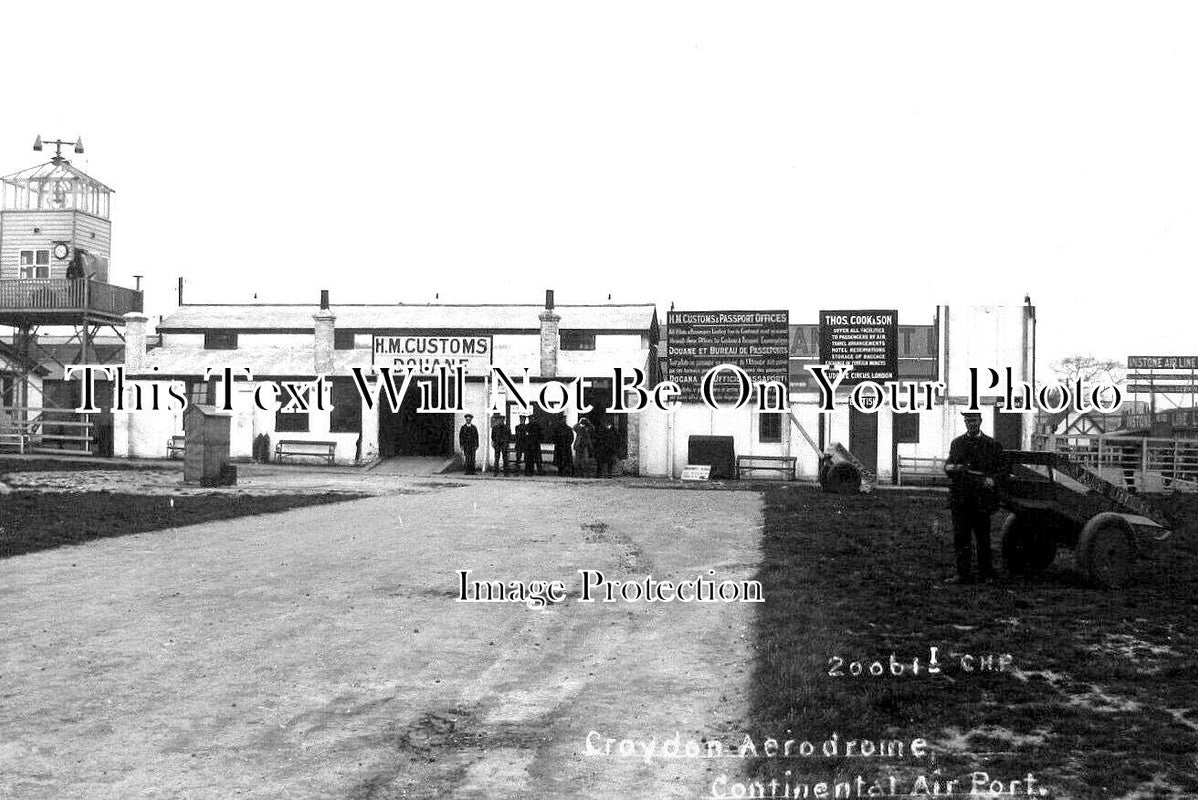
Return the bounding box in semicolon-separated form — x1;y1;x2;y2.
167;435;186;459
896;455;949;486
275;439;337;465
736;454;797;481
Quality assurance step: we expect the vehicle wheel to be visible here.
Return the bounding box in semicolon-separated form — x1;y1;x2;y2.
822;462;861;494
1000;514;1057;577
1076;512;1135;588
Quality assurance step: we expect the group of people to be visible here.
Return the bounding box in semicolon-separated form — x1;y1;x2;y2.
458;413;622;478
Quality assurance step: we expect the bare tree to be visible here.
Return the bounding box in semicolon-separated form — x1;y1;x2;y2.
1046;356;1125;433
1050;356;1124;387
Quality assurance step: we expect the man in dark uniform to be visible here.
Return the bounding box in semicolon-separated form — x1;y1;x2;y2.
524;414;544;475
459;414;479;475
513;415;528;472
944;410;1006;584
490;412;511;475
595;418;619;478
553;415;575;476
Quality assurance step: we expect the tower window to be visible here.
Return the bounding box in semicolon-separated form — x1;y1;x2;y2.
334;330;356;350
19;250;50;279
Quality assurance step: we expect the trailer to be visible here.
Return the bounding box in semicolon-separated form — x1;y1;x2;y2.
996;450;1174;588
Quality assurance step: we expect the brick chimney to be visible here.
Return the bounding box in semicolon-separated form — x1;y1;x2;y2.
123;312;149;373
539;289;560;378
313;289;336;375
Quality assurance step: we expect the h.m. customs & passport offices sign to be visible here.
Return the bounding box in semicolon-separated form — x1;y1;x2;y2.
666;310;790;402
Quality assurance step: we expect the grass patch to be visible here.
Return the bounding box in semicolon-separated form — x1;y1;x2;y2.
0;457;177;474
0;491;368;559
747;485;1198;798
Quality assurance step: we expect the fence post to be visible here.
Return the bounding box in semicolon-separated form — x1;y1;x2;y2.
1141;438;1149;485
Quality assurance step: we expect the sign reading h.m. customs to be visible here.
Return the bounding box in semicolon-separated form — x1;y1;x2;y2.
818;310;898;384
372;335;493;375
666;310;790;402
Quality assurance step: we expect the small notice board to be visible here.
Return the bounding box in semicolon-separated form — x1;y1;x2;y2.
681;464;712;482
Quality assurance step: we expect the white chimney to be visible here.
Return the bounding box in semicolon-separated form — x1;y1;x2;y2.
539;289;560;378
313;289;336;375
123;312;148;374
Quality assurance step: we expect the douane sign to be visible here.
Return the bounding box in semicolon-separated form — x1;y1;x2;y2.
666;310;789;402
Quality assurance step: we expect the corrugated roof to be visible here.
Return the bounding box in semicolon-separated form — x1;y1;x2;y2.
160;304;658;332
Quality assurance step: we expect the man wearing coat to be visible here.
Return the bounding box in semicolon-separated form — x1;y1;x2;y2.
523;415;544;476
943;410;1006;584
490;413;511;475
459;414;480;475
594;418;619;478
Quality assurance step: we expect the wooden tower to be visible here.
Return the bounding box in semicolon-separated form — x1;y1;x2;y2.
0;137;143;452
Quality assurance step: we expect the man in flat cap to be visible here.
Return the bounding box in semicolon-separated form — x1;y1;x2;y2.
490;412;511;476
459;414;480;475
944;409;1006;584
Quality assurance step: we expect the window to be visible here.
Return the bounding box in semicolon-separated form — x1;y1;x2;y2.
334;330;356;350
329;378;361;433
560;331;596;351
759;412;782;443
19;250;50;279
185;379;218;407
894;413;920;444
276;387;311;433
204;331;238;350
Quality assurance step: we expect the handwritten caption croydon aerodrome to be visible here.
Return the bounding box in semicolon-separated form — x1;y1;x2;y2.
64;362;1121;417
584;731;1048;797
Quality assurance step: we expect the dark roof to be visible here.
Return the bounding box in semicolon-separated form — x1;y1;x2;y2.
161;304;658;333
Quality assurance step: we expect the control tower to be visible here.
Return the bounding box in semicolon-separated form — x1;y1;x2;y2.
0;136;143;452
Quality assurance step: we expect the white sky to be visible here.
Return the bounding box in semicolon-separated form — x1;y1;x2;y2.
2;2;1196;372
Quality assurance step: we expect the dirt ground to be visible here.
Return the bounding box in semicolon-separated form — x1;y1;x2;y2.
0;479;762;799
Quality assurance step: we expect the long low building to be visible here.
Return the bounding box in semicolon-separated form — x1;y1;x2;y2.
113;292;1036;481
117;291;658;470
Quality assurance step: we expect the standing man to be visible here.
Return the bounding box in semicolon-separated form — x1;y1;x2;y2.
595;418;618;478
459;414;480;475
944;410;1006;584
573;417;593;477
513;414;528;472
554;415;575;476
490;412;511;475
524;414;544;476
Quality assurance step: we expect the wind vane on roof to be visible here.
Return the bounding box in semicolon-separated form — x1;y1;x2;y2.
33;135;85;165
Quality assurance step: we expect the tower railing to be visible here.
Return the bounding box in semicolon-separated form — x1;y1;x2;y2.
0;278;142;316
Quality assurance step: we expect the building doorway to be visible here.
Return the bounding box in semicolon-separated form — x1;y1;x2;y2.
993;410;1023;450
377;378;454;457
849;406;878;472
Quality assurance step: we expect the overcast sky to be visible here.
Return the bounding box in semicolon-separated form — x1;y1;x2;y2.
2;2;1195;373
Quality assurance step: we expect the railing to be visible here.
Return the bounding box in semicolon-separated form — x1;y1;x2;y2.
0;279;142;315
1033;433;1198;493
0;406;94;454
896;455;949;486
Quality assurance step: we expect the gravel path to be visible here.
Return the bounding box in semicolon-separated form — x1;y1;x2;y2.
0;480;762;799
